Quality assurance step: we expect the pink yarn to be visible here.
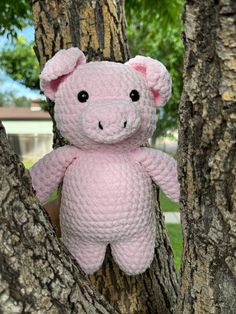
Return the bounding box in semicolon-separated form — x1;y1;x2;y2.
30;48;179;275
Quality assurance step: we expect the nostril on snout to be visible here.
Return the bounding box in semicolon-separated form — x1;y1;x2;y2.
98;121;103;130
123;121;127;128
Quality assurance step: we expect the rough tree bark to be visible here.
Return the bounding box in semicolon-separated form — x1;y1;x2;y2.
23;0;178;313
0;123;116;313
33;0;130;148
177;0;236;313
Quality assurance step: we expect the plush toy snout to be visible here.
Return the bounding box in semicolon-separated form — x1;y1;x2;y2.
80;100;141;144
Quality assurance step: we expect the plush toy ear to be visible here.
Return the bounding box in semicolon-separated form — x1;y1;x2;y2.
125;56;172;107
40;48;86;100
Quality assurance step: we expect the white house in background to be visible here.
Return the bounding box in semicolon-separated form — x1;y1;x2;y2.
152;136;178;154
150;131;178;154
0;98;178;160
0;99;53;161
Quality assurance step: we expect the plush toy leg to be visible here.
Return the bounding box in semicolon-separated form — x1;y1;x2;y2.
111;230;155;275
63;237;107;274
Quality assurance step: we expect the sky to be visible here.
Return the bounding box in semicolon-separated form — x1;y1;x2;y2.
0;25;43;100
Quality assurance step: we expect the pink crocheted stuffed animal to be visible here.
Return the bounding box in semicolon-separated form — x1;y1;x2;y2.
30;48;179;275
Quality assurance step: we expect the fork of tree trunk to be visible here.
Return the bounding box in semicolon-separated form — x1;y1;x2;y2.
0;0;235;313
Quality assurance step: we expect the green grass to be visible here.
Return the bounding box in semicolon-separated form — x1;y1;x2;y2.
23;160;58;201
166;224;182;271
160;191;179;212
23;160;34;169
47;190;58;201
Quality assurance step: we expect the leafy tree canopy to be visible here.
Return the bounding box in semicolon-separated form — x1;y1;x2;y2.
0;36;40;89
0;0;32;38
0;91;31;108
126;0;183;29
126;0;184;135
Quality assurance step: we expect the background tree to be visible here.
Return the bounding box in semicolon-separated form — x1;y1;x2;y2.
0;0;32;38
0;76;31;107
0;0;178;313
125;0;183;136
177;0;236;312
0;37;40;89
0;92;31;107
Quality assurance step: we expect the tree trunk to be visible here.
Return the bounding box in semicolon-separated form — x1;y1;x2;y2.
177;0;236;313
32;0;130;148
0;123;116;313
29;0;179;313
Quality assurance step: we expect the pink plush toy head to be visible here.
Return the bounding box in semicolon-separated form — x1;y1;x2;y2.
40;48;171;151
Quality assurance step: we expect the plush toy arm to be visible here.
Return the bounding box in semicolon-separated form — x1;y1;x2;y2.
30;145;80;202
132;148;180;203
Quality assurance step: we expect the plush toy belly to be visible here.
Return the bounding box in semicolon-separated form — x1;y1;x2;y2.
60;152;156;275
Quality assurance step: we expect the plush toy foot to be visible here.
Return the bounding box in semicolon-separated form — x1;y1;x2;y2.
111;230;155;275
63;237;107;274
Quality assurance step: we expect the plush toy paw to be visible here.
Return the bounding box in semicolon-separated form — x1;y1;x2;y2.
111;229;155;275
63;237;106;274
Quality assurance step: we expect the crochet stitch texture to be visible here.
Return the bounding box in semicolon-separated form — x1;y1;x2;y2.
30;48;179;275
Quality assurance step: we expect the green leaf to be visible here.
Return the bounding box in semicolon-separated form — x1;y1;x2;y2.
0;37;40;89
0;0;32;39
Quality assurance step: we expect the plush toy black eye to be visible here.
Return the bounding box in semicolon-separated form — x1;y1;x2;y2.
129;89;140;102
77;90;89;103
